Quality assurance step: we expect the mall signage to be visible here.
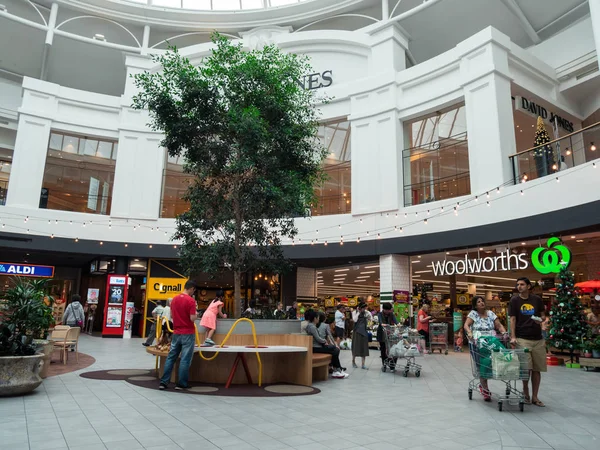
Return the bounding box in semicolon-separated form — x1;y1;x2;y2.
0;263;54;278
298;70;333;90
147;277;187;300
430;238;572;277
431;251;529;276
514;96;574;132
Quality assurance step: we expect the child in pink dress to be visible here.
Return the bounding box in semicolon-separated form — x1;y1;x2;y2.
200;291;227;346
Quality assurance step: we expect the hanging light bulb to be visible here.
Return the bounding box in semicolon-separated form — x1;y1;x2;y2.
591;142;596;151
75;237;79;242
50;234;54;238
324;240;328;246
566;147;571;155
424;219;428;225
556;177;560;183
377;233;381;239
520;190;524;196
486;201;491;207
356;237;360;243
99;241;103;245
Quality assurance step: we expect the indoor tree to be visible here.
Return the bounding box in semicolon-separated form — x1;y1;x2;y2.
132;34;327;317
547;265;590;365
532;116;555;178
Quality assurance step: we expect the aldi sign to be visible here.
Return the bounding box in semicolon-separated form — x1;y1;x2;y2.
0;263;55;278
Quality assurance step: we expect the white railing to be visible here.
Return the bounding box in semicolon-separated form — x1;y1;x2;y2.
126;0;310;11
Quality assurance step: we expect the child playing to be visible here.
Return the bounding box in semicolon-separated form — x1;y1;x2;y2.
200;290;227;346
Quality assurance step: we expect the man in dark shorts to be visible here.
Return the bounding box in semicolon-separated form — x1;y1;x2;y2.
509;277;547;407
334;304;346;345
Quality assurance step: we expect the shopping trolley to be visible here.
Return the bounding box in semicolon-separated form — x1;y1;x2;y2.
468;332;530;411
429;322;448;355
381;325;423;377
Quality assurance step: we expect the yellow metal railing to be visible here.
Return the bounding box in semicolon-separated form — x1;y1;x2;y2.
152;317;263;387
195;318;263;387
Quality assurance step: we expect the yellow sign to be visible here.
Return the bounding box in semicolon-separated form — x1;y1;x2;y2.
147;277;187;300
457;294;470;305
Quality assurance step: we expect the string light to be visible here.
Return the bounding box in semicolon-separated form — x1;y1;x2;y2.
124;243;128;247
366;231;370;236
377;233;381;239
50;234;54;238
99;241;103;245
324;240;328;246
149;244;153;248
424;219;428;225
486;192;490;199
556;177;560;183
496;187;500;193
75;237;79;242
356;237;360;243
520;190;524;196
486;201;491;207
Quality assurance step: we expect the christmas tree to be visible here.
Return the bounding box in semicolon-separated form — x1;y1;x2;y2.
533;116;555;178
547;265;590;364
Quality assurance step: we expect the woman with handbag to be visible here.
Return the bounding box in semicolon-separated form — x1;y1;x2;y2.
63;294;85;328
464;296;507;401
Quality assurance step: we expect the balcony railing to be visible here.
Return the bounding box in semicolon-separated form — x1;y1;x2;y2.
510;122;600;184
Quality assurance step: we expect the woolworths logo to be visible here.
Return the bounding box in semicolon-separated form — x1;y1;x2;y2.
531;237;571;274
430;238;571;276
431;251;529;276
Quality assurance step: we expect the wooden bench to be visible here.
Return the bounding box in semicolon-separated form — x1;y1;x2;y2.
311;353;332;382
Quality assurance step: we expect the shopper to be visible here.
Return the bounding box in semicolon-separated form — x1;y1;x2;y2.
417;301;434;353
586;305;600;335
159;280;198;391
509;277;547;407
244;299;257;319
334;304;346;345
273;302;286;320
287;301;298;319
351;302;370;369
143;300;166;347
200;290;227;346
62;294;85;328
464;296;507;402
377;303;398;369
305;309;348;378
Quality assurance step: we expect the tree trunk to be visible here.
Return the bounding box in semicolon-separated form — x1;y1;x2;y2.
233;270;242;319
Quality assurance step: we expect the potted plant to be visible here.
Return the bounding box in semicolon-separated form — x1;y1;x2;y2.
0;278;54;396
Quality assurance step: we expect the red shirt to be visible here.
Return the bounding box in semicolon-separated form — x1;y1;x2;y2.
417;309;429;333
170;293;197;335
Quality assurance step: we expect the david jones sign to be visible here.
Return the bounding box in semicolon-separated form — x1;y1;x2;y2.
514;96;574;132
298;70;333;90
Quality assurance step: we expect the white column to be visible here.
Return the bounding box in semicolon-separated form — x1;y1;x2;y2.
589;0;600;68
296;267;317;302
379;254;411;303
369;22;409;74
351;109;404;214
5;114;51;208
111;55;165;220
458;30;516;193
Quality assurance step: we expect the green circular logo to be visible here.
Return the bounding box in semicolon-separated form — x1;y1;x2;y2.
531;237;571;274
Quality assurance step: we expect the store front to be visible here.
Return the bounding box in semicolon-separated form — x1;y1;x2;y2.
0;262;77;325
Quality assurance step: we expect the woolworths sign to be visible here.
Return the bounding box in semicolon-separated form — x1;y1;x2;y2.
431;238;571;276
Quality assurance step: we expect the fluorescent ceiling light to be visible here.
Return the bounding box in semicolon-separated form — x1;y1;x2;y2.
333;281;344;284
364;265;379;269
356;276;370;279
414;270;432;274
360;271;376;274
335;268;350;272
317;272;322;274
412;275;421;278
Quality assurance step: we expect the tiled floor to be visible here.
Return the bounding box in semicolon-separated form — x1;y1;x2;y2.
1;335;600;450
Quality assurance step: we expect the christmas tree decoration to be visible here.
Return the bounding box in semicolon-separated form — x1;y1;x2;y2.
533;116;556;179
547;265;590;365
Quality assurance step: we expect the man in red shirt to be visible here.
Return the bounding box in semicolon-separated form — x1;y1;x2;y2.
159;280;198;390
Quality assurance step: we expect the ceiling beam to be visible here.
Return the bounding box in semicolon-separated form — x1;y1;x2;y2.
500;0;541;44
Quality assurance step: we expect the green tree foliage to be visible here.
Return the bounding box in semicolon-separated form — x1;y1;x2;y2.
547;265;590;363
132;35;327;317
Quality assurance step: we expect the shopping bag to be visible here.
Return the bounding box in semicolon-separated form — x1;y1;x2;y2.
492;351;520;379
477;335;505;358
390;343;406;358
479;356;493;378
404;344;420;357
